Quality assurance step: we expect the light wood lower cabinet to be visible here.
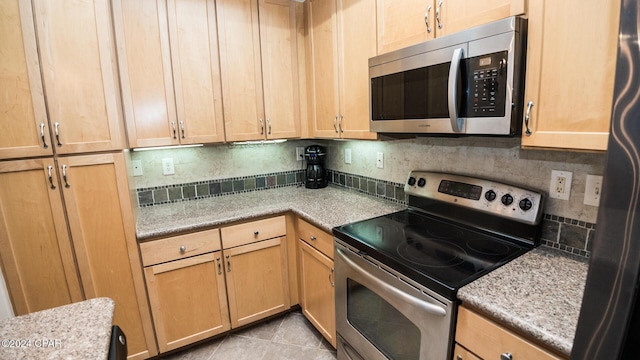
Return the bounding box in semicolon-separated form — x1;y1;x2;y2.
297;218;336;348
221;216;290;328
0;153;157;359
455;306;565;360
140;227;230;354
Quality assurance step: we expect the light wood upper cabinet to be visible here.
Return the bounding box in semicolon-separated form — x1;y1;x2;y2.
32;0;126;154
217;0;301;141
60;153;156;359
376;0;525;54
114;0;226;148
259;0;302;140
0;0;52;160
0;158;83;315
308;0;377;140
168;0;226;145
521;0;620;151
143;244;230;353
112;0;178;148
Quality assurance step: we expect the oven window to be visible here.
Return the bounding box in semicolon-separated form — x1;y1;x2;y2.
346;279;420;360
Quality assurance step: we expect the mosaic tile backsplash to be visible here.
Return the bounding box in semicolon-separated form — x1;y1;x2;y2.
136;168;594;258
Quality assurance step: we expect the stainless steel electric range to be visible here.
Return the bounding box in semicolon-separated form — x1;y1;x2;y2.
333;171;544;360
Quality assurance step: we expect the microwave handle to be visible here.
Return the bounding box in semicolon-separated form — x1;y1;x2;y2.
448;48;464;133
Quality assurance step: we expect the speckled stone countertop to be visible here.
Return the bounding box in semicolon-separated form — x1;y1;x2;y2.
136;185;406;240
457;246;589;357
0;297;115;359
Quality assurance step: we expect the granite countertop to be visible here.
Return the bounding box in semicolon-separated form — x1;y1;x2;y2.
0;297;115;359
457;246;589;357
136;185;406;240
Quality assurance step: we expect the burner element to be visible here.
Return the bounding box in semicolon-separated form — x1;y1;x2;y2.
466;238;511;256
424;223;464;240
397;238;466;268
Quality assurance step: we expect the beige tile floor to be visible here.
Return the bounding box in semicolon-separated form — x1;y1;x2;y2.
158;311;337;360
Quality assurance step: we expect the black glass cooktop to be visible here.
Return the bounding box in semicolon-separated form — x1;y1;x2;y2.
333;209;533;300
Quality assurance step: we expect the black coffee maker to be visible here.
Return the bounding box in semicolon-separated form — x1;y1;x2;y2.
304;145;327;189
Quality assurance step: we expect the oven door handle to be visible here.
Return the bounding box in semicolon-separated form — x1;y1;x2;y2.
336;248;446;317
448;47;464;133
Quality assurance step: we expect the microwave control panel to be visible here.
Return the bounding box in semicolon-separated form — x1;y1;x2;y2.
467;51;508;117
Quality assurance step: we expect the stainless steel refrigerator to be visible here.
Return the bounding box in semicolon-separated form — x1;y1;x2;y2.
572;0;640;358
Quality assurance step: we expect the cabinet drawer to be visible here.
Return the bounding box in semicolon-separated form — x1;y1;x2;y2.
456;306;564;360
140;229;222;267
221;215;286;249
297;218;333;260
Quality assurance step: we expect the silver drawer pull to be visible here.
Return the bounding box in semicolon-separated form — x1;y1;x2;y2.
500;353;513;360
254;231;259;237
310;236;316;241
179;245;186;254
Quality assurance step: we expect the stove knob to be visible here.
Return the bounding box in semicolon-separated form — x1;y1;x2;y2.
417;178;426;187
485;190;497;201
519;198;533;211
501;194;513;206
408;177;416;186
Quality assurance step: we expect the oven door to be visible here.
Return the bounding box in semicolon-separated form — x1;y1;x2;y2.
334;241;454;360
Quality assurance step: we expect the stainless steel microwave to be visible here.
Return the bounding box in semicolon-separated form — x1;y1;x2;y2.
369;17;527;136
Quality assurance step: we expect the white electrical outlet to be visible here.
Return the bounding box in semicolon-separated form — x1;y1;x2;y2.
584;175;603;206
376;152;384;169
132;160;143;177
345;148;352;164
549;170;572;200
162;158;175;175
295;147;304;161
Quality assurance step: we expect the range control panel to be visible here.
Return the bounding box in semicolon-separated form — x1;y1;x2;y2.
405;171;544;225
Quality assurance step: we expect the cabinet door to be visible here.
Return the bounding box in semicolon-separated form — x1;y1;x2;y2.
32;0;125;154
338;0;378;140
308;0;341;138
60;153;156;359
0;0;52;160
0;159;82;315
224;237;290;328
145;252;230;353
259;0;301;140
438;0;525;36
168;0;225;145
217;0;265;142
376;0;434;54
521;0;620;151
299;240;336;348
113;0;178;148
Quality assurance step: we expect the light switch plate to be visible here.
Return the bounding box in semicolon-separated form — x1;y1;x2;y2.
132;160;143;177
584;175;603;206
376;152;384;169
345;148;352;164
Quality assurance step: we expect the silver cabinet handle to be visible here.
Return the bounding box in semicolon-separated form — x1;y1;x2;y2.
226;255;231;272
61;164;70;188
425;5;432;33
436;0;443;29
448;48;464;132
253;231;259;237
259;118;264;135
171;121;177;139
47;166;56;189
524;101;534;136
179;121;185;139
338;115;344;133
333;116;338;133
179;245;186;254
500;353;513;360
329;268;335;287
216;257;222;275
267;118;272;135
310;235;316;241
54;122;61;146
40;123;48;148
